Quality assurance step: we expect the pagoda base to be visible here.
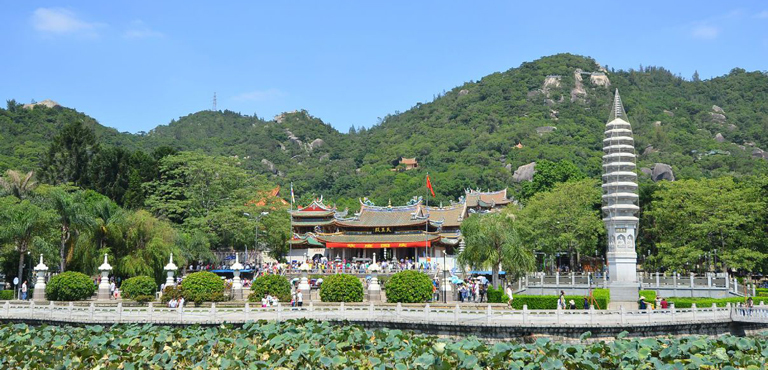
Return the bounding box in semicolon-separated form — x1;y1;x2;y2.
608;281;640;310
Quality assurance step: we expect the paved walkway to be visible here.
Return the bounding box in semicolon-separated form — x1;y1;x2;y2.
4;300;766;327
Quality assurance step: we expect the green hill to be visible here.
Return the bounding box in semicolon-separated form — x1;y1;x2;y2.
2;54;767;206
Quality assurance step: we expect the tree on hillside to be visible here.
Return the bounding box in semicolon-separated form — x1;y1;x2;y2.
645;177;767;272
519;160;585;201
40;121;99;187
113;210;185;283
71;199;125;274
517;179;604;270
0;170;37;199
51;190;95;272
458;211;535;288
260;210;291;261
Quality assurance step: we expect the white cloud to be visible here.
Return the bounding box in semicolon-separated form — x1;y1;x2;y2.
756;10;768;19
31;8;103;36
691;24;720;40
124;20;165;39
232;89;286;102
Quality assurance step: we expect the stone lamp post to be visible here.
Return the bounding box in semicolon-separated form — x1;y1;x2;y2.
164;253;178;288
33;254;48;301
97;254;112;300
298;259;311;299
367;253;381;302
231;253;244;300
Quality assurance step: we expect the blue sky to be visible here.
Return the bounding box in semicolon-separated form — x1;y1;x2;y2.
1;1;767;133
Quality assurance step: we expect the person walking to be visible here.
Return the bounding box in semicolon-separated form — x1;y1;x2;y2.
557;291;565;310
297;290;303;307
21;281;27;301
583;296;589;310
506;285;514;307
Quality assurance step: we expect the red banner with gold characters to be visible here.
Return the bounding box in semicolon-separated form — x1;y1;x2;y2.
326;241;432;249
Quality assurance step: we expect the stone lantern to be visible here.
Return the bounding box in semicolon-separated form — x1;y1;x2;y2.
164;253;178;288
231;253;244;300
32;254;48;301
298;258;311;299
97;253;112;300
367;253;381;302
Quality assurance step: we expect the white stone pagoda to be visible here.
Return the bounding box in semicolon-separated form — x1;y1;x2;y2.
602;89;640;305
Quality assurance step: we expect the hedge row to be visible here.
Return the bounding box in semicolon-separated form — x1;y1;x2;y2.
0;290;13;300
756;288;768;297
486;286;510;303
665;297;766;308
511;289;610;310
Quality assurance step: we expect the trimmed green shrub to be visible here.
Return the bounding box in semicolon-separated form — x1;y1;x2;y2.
0;290;13;300
320;274;363;302
385;271;433;303
487;286;510;303
181;271;225;305
639;290;657;303
511;289;610;310
121;276;156;301
161;285;182;303
248;274;291;303
756;288;768;297
45;271;97;301
665;297;766;308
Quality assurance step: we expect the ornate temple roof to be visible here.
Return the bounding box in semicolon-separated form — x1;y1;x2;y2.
291;198;336;217
464;188;511;208
426;204;466;227
335;199;428;228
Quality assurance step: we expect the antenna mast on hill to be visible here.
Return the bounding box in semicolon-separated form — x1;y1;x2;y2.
212;92;217;111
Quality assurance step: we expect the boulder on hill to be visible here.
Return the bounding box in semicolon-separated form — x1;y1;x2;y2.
651;163;675;182
309;138;325;150
23;99;60;109
752;148;768;160
458;89;470;96
709;112;727;123
712;105;725;114
512;162;536;182
261;159;278;174
714;133;725;143
640;167;653;177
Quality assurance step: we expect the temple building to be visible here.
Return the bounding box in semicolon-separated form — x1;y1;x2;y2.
287;190;511;263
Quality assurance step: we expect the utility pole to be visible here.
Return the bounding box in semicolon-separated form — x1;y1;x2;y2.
212;92;217;111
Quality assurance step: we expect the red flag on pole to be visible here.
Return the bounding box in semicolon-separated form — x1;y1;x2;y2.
426;175;435;197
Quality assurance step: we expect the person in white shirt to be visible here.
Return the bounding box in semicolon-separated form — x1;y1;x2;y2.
297;291;303;307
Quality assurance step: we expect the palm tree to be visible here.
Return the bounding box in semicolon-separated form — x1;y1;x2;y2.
0;201;52;285
458;211;535;289
71;199;125;274
0;170;38;199
51;190;95;272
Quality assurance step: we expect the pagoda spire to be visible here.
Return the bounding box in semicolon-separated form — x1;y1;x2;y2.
608;88;628;122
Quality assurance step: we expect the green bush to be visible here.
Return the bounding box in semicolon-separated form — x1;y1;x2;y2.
45;271;96;301
511;289;610;310
320;274;363;302
639;290;657;303
248;274;291;303
487;286;510;303
756;288;768;297
385;271;433;303
665;297;766;308
120;276;156;301
181;271;225;305
161;285;182;303
0;290;13;300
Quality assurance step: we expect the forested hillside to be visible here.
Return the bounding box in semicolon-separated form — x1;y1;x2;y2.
2;54;767;209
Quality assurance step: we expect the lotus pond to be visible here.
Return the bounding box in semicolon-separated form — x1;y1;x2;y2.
0;321;767;369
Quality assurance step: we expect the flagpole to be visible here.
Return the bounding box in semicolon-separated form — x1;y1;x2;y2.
289;182;294;263
425;173;429;266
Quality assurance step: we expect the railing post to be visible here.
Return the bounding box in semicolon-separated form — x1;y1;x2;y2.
571;272;575;286
424;304;430;322
89;302;94;320
656;271;660;288
148;302;153;322
522;305;528;325
369;302;374;319
396;302;401;319
340;301;345;317
620;306;625;326
3;301;9;318
486;304;492;325
453;303;459;324
68;302;74;320
647;304;652;323
690;273;695;289
670;303;676;321
692;303;697;321
673;273;678;296
117;302;123;323
30;301;35;318
725;273;730;291
540;274;544;287
712;303;718;320
589;305;595;325
276;303;282;322
309;301;314;313
49;301;54;320
244;302;249;322
707;273;712;288
556;306;562;325
752;284;756;298
602;273;607;288
555;271;560;287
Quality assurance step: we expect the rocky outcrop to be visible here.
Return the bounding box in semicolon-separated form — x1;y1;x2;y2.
458;89;470;96
570;70;587;102
709;112;727;124
549;110;559;120
309;138;325;150
589;73;610;87
505;163;512;172
542;76;561;89
653;121;662;127
261;159;278;174
727;124;737;131
512;162;536;182
642;146;657;156
752;148;768;160
712;105;725;114
640;167;653;177
651;163;675;182
23;99;60;109
714;133;725;143
285;129;303;147
663;110;674;117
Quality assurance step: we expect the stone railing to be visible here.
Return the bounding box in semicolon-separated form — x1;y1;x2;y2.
1;300;745;328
